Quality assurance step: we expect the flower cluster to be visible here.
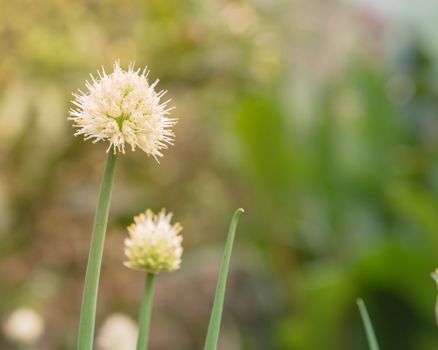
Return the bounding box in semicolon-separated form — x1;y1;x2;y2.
71;61;184;349
124;209;183;273
69;61;176;159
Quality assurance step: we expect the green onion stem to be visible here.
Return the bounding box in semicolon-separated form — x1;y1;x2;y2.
136;273;156;350
77;151;117;350
357;298;380;350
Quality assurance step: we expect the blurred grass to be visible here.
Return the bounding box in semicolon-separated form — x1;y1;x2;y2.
1;0;438;349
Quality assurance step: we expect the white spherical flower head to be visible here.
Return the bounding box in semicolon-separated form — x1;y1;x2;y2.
124;209;183;273
3;308;45;345
97;313;138;350
69;60;176;159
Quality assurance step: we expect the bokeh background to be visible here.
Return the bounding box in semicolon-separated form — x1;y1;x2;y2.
1;0;438;349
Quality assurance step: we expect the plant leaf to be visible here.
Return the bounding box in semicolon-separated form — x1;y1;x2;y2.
203;208;244;350
357;298;380;350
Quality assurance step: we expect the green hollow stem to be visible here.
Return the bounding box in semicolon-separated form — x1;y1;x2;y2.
357;298;380;350
77;152;117;350
204;208;244;350
136;273;156;350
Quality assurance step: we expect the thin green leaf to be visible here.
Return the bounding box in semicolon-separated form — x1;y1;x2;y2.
357;298;380;350
204;208;244;350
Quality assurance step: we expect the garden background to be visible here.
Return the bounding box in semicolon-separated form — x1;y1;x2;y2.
1;0;438;349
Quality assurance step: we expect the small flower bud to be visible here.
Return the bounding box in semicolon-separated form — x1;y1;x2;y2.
124;209;183;273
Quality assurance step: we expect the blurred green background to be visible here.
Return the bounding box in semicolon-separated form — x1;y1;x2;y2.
1;0;438;349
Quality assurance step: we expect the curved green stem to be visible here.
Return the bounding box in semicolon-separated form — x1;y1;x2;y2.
77;152;117;350
136;273;156;350
204;208;244;350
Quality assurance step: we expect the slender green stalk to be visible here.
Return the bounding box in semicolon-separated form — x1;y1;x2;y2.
204;208;244;350
357;298;380;350
77;152;117;350
136;273;156;350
